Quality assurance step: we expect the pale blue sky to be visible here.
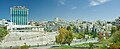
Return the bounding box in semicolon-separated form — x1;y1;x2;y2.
0;0;120;21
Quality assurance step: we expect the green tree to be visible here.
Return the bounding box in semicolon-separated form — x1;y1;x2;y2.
86;24;89;34
66;26;72;31
111;26;117;34
55;28;73;46
72;26;79;33
34;22;39;26
89;43;94;49
76;34;84;39
111;30;120;43
91;32;98;38
0;27;8;41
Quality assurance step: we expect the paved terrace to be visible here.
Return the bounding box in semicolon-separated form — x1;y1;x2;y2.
0;31;58;47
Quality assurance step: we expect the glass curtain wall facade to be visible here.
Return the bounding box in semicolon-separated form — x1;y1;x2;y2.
10;6;29;25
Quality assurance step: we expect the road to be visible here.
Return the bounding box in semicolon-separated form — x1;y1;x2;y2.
29;38;98;49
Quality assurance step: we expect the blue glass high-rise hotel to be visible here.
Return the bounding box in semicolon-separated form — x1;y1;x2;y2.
10;6;28;25
8;6;44;32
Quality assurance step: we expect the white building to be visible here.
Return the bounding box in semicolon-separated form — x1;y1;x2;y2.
115;17;120;26
0;19;10;26
9;25;44;32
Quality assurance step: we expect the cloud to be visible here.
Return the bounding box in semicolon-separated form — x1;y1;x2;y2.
71;7;77;10
59;0;66;5
90;0;110;6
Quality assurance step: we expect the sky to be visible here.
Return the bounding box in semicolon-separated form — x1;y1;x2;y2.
0;0;120;21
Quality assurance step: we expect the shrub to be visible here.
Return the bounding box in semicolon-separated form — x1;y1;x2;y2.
33;48;37;49
89;43;93;49
20;43;29;49
109;44;120;49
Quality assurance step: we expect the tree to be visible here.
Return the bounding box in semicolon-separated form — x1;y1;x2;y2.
91;25;97;38
0;27;8;41
73;26;79;33
66;26;72;31
98;32;103;41
55;28;73;46
76;34;84;39
111;26;117;34
84;24;89;34
91;32;98;38
89;43;94;49
116;25;120;30
105;32;109;39
111;30;120;43
34;22;39;26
